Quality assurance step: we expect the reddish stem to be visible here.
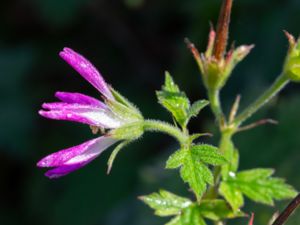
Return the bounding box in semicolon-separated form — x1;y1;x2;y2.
272;193;300;225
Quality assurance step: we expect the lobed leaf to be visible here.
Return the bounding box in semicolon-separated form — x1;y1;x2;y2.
220;168;297;211
166;150;213;198
165;205;207;225
184;100;209;126
166;145;222;198
156;72;190;127
181;205;207;225
219;181;244;212
180;156;213;198
191;144;227;166
166;149;187;169
235;169;297;205
140;190;192;217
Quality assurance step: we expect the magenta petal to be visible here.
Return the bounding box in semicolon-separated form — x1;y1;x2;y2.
39;102;123;128
41;102;106;110
59;48;113;100
44;162;90;179
39;109;96;126
37;136;117;168
55;91;105;107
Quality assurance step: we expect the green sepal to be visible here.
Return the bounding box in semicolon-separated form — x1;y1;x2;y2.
109;122;144;140
107;141;130;174
283;31;300;82
283;33;300;82
285;57;300;82
222;45;254;85
201;45;253;91
106;97;143;122
110;88;142;116
156;72;190;127
204;61;223;90
139;190;192;217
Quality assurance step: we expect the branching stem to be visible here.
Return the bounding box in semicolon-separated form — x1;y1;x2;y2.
233;74;289;127
143;120;189;147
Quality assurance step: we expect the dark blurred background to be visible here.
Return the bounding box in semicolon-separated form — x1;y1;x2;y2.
1;0;300;224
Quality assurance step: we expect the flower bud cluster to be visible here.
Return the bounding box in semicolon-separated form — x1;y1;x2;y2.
187;28;253;91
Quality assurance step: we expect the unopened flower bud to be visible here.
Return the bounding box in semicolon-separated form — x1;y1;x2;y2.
283;32;300;82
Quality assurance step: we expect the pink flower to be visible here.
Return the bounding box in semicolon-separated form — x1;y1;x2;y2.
38;48;143;178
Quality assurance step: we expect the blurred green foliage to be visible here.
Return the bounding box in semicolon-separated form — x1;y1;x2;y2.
0;0;299;225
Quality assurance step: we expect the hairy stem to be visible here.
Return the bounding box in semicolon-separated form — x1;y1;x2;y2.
233;74;289;127
208;88;224;125
205;130;234;199
143;120;189;146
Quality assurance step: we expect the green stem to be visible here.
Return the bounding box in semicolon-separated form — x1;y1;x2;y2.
143;120;189;146
233;74;289;127
208;88;224;124
206;130;234;199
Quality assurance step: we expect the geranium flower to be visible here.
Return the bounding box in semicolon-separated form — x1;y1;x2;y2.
37;48;143;178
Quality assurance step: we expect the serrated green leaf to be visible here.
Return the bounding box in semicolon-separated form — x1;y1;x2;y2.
181;205;207;225
219;181;244;212
220;169;297;210
233;169;298;205
166;147;218;198
184;100;209;126
180;151;213;198
164;71;180;92
107;141;129;174
189;133;212;143
191;144;227;166
166;149;187;169
237;168;274;180
157;72;190;127
140;190;192;217
199;200;245;221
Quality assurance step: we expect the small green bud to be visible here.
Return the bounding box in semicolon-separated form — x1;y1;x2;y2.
283;32;300;82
